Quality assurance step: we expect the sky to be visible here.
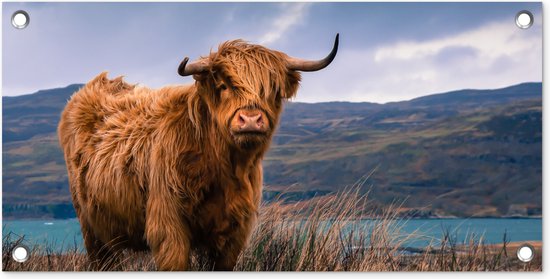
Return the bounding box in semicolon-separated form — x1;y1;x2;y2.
2;2;542;103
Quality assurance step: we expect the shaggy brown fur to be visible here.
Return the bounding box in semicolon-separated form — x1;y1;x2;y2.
58;40;303;271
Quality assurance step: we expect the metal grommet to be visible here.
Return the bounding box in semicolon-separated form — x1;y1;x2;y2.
515;10;534;29
516;243;534;262
12;245;30;263
11;10;30;29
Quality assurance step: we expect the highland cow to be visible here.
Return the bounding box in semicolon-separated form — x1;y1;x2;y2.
58;35;339;271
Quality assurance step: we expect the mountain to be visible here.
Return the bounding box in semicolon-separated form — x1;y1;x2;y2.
3;84;82;143
2;83;542;219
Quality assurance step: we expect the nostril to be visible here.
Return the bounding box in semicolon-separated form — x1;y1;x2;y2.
238;114;246;125
256;114;264;126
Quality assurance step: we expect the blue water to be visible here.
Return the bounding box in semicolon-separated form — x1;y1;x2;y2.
2;218;541;252
3;219;84;252
381;218;542;248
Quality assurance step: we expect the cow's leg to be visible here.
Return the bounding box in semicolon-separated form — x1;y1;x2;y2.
145;197;191;271
81;221;121;271
211;217;256;271
212;244;242;271
71;179;120;270
145;217;191;271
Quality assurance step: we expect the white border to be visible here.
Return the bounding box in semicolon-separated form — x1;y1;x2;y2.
0;0;546;278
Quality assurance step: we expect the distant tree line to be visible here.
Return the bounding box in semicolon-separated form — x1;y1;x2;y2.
3;203;76;219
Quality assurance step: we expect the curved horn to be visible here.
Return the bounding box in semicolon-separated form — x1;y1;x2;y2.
286;33;339;72
178;57;210;76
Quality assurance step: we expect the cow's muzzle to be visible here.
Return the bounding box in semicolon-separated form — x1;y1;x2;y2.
230;109;269;135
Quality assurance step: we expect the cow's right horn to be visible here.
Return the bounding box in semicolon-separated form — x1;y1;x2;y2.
286;33;339;72
178;57;210;76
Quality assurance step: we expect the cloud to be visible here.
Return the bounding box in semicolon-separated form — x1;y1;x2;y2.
295;16;542;104
258;3;311;45
374;20;541;63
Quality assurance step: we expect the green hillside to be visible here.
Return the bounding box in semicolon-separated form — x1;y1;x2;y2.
2;83;542;219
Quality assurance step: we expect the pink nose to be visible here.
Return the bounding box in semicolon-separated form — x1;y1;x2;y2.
237;112;265;132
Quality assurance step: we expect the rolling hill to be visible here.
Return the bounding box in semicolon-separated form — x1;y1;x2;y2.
2;82;542;219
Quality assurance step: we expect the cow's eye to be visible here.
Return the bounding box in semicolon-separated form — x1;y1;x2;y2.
219;84;228;91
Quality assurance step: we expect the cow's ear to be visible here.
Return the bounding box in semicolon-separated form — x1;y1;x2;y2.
281;71;301;99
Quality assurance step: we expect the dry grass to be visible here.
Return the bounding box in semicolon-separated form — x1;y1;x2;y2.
2;184;542;271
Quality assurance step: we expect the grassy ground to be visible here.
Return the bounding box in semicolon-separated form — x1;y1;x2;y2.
2;186;542;271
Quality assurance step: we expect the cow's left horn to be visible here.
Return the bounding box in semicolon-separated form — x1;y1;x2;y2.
178;57;210;76
286;33;339;72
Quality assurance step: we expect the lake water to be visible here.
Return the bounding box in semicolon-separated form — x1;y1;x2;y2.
2;218;542;253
